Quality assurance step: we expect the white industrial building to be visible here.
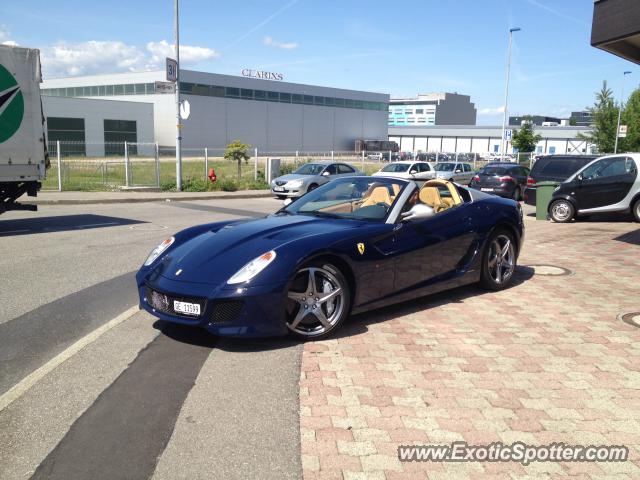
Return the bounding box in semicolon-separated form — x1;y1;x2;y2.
389;125;595;155
388;93;476;126
42;96;155;156
41;70;389;152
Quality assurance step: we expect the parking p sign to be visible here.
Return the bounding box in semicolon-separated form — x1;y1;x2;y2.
504;129;513;141
166;58;178;82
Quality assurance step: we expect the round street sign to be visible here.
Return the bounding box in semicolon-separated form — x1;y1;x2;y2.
0;64;24;143
180;99;191;120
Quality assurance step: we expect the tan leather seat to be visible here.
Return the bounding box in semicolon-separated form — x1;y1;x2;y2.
421;179;463;211
361;186;392;208
418;186;446;212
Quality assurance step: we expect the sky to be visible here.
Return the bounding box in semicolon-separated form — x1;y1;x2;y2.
0;0;635;124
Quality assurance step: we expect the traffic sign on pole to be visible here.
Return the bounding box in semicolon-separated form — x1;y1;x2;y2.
504;129;513;141
618;125;628;138
166;57;177;82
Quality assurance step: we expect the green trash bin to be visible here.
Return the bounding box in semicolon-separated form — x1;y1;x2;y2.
535;181;560;220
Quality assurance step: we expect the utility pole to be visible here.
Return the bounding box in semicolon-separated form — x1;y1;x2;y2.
174;0;182;191
614;70;632;154
500;27;521;160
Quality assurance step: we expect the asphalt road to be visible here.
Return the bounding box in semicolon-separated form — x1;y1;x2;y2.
0;197;303;480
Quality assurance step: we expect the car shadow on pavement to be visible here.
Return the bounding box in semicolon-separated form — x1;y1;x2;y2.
334;265;536;340
613;228;640;246
0;214;146;236
153;319;300;352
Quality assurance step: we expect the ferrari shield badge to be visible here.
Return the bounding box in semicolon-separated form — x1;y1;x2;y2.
357;243;365;255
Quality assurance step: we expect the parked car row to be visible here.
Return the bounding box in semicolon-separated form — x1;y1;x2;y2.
269;154;640;223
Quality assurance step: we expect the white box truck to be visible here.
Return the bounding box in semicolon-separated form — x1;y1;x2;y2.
0;44;48;214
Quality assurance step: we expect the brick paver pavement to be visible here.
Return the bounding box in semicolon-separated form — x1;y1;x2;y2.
300;210;640;480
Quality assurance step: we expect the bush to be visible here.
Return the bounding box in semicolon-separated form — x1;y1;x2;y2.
279;163;297;175
218;179;238;191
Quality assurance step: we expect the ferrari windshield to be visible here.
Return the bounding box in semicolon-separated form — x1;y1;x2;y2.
434;163;456;172
284;177;407;221
380;163;410;173
293;163;325;175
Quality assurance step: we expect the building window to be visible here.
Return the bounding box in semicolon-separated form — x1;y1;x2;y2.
267;91;280;102
225;87;240;97
104;119;137;155
254;90;267;101
303;95;313;105
47;117;86;156
279;92;291;102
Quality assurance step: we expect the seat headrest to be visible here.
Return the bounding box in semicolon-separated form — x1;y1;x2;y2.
419;187;441;207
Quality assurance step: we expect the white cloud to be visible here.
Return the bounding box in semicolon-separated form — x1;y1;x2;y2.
42;41;146;77
0;27;18;46
40;39;219;78
146;40;219;68
262;36;298;50
479;106;505;115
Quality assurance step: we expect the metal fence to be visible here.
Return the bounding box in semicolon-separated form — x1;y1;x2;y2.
43;141;535;191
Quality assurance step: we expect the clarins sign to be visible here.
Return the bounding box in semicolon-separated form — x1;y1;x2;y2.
241;69;284;81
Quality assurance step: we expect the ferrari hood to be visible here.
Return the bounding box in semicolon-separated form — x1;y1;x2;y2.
155;214;363;286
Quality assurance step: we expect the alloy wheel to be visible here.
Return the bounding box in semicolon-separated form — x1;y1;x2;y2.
487;234;515;285
286;266;345;337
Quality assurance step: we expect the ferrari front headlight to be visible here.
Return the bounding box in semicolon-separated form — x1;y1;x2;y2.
144;236;175;266
227;250;277;284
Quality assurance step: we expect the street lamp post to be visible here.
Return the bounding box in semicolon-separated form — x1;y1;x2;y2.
614;70;632;154
500;27;521;161
174;0;182;191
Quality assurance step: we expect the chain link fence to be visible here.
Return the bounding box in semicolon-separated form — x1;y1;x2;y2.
42;141;536;191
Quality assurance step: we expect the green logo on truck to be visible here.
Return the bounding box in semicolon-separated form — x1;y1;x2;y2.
0;64;24;143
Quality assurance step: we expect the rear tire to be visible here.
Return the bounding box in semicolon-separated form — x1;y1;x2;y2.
480;229;517;291
633;198;640;223
549;199;575;223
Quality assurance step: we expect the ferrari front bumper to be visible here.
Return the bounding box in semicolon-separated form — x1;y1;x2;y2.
137;275;289;337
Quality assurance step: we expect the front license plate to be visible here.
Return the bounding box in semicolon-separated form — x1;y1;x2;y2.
481;188;494;192
273;187;285;192
174;300;200;316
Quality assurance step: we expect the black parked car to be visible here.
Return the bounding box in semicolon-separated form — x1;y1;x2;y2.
523;155;598;206
469;163;530;200
549;154;640;223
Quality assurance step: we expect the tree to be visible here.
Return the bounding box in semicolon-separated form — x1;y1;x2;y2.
511;116;542;153
224;140;251;180
578;81;619;153
621;86;640;152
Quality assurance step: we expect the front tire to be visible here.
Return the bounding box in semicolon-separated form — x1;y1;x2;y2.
549;199;575;223
307;183;319;193
633;198;640;223
285;261;351;340
480;229;517;291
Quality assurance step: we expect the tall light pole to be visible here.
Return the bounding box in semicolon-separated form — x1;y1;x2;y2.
500;27;521;160
174;0;182;191
614;70;632;154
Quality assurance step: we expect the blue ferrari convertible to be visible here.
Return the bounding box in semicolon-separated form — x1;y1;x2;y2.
137;177;524;339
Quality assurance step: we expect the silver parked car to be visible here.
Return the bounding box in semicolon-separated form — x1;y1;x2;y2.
271;161;365;198
434;162;475;184
372;160;435;180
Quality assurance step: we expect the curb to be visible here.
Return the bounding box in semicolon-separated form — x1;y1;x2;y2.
22;192;274;206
